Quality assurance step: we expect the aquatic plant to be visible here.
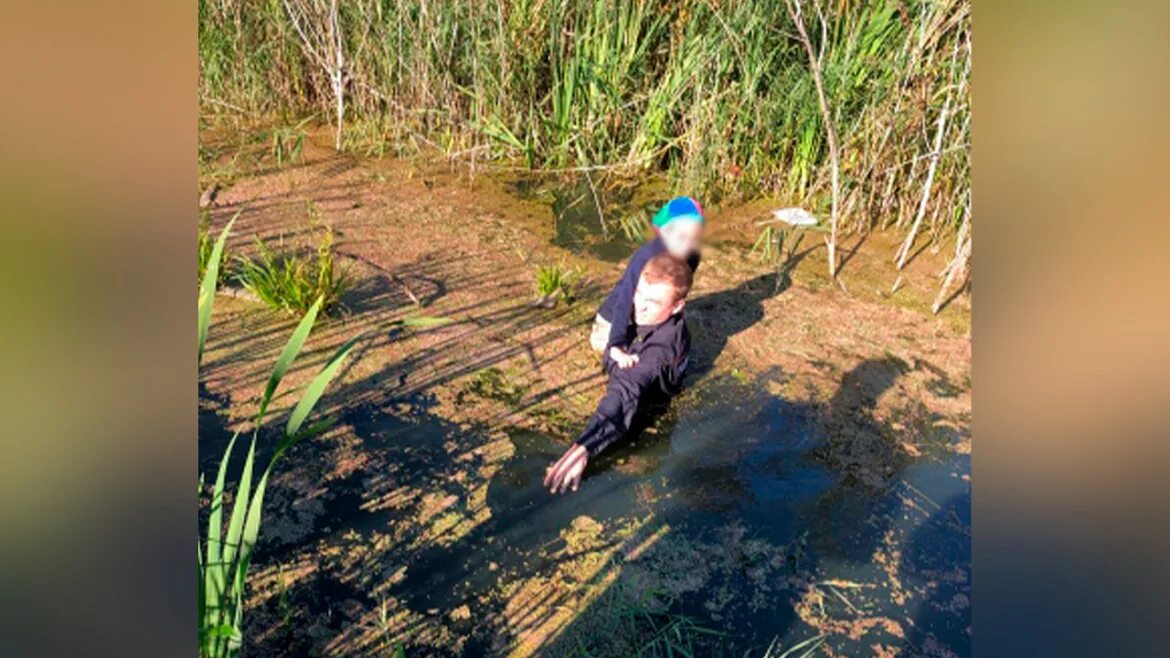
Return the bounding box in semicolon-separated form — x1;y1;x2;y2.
199;209;237;286
468;367;529;406
199;0;970;257
534;262;580;306
752;222;821;293
270;117;311;165
198;213;237;363
198;219;364;658
236;224;351;315
556;586;723;657
762;633;826;658
613;208;649;243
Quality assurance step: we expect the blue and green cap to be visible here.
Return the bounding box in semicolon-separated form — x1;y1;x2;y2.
651;196;704;230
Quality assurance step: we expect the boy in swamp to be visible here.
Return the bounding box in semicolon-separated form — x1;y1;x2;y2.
545;252;694;494
590;196;705;367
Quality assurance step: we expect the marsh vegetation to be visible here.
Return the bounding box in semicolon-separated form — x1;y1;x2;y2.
198;1;971;656
199;219;363;657
196;144;971;656
236;223;351;315
200;0;970;291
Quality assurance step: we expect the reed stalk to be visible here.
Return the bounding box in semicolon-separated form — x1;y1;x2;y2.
199;0;970;254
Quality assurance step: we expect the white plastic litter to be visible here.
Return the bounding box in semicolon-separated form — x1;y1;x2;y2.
772;207;819;227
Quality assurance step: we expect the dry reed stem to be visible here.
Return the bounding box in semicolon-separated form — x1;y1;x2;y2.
932;200;970;314
895;34;962;270
787;0;840;279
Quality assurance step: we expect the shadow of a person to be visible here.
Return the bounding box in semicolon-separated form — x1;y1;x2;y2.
808;357;911;560
684;273;782;380
898;492;972;658
536;358;918;656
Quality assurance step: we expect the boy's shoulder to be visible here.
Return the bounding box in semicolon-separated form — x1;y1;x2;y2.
636;235;665;257
626;236;665;269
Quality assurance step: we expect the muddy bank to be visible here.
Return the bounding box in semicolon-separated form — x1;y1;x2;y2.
199;131;970;657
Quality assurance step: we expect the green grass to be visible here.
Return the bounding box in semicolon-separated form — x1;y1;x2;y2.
613;208;649;243
199;0;970;246
752;223;819;292
553;585;724;658
198;220;365;658
269;117;311;166
535;262;580;305
199;209;237;286
236;225;351;315
762;634;826;658
467;367;529;406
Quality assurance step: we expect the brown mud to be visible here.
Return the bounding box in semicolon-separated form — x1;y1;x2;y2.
199;129;970;657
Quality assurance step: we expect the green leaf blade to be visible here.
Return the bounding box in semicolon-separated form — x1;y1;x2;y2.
285;332;364;438
198;210;241;364
257;296;323;423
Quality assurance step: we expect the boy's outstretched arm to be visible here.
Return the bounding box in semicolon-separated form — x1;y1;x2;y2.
544;348;666;494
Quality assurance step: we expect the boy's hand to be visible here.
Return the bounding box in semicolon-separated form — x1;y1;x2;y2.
609;347;639;369
544;444;589;494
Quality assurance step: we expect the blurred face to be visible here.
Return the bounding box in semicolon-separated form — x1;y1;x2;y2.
658;219;704;259
633;275;685;326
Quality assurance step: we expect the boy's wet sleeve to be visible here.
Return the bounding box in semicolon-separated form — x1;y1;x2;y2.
574;348;666;456
604;251;648;350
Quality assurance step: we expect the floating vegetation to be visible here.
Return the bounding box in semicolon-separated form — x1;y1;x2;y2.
467;367;529;407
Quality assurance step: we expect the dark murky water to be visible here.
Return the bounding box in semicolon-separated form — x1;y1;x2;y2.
198;185;969;654
463;376;969;655
198;153;968;656
227;367;969;657
201;366;969;656
509;177;663;262
200;348;969;658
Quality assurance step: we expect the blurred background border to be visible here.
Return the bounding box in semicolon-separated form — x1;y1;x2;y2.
0;0;1167;656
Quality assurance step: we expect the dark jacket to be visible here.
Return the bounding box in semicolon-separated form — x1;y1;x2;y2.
574;311;691;457
597;235;700;350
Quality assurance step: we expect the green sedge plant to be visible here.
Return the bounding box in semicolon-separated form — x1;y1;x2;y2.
199;209;238;286
236;225;351;316
534;261;580;306
270;117;312;166
198;217;364;658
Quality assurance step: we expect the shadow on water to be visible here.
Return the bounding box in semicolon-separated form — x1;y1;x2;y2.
682;240;822;381
197;227;968;657
900;491;971;656
534;359;970;657
686;273;782;380
202;356;968;657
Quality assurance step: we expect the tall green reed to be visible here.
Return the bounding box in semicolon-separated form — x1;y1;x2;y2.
198;218;363;657
200;0;970;246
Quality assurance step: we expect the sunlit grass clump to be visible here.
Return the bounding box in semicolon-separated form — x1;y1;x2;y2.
269;118;310;166
534;262;580;306
237;226;350;315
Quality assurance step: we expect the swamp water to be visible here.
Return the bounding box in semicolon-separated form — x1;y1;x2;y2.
508;177;661;262
201;368;969;657
199;176;969;656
